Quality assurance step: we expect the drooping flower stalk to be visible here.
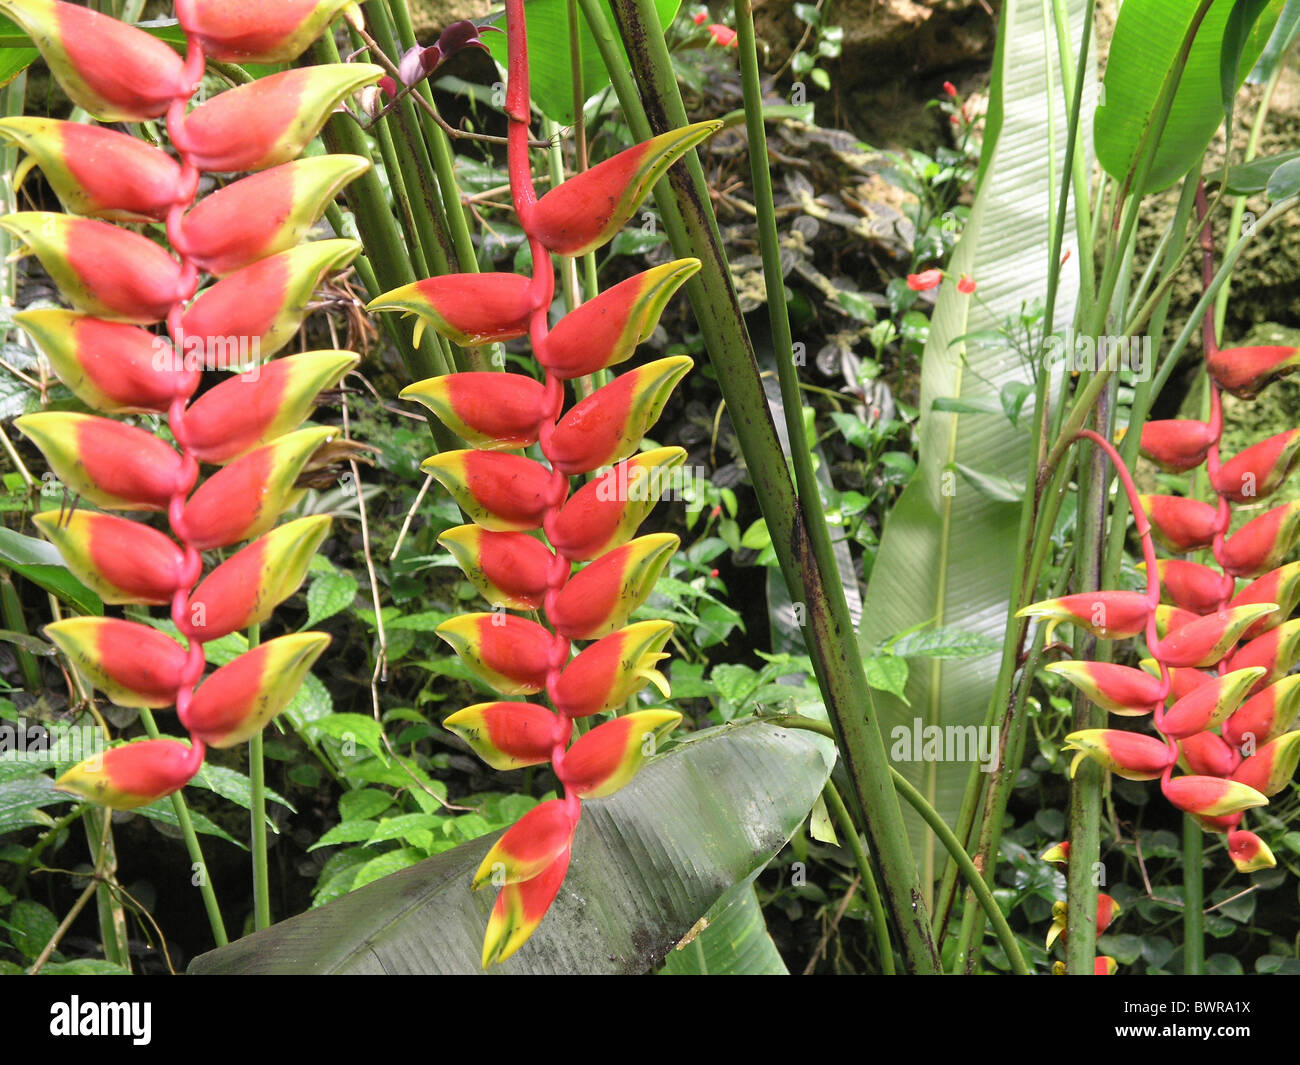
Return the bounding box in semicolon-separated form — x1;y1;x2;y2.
2;0;378;807
370;0;718;965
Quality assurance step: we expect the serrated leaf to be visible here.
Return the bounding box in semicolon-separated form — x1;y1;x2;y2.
307;714;388;763
339;788;394;823
304;572;358;629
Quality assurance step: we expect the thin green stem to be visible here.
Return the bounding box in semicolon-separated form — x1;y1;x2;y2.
248;622;270;931
1183;815;1204;974
776;715;1030;974
822;780;895;974
139;707;228;946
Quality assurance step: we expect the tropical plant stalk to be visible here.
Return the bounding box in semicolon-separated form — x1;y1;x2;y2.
599;0;940;973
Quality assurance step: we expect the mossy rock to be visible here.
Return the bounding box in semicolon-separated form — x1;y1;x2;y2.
407;0;492;37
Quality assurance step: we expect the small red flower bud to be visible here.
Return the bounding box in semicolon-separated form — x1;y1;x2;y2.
907;269;943;291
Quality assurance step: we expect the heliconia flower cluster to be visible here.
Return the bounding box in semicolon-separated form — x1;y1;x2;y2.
1;0;379;807
368;0;718;965
1021;326;1300;874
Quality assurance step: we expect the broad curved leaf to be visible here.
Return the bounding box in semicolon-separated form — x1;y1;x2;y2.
857;0;1093;884
658;878;787;975
1095;0;1283;192
188;719;832;974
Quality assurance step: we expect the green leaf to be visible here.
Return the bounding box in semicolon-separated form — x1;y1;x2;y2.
189;763;295;822
7;899;57;961
658;879;788;974
953;461;1025;502
134;798;242;848
0;527;102;616
1265;156;1300;200
1220;1;1275;120
886;627;1002;660
1095;0;1283;193
481;0;680;125
188;719;833;974
0;771;70;833
864;655;909;702
1219;147;1300;194
304;572;358;629
311;820;380;850
0;46;35;87
858;0;1093;878
1249;0;1300;80
35;959;132;975
306;714;389;763
339;788;394;823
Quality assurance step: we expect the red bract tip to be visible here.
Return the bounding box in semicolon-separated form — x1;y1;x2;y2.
943;81;958;97
957;275;977;294
907;269;943;291
693;11;707;24
708;24;738;47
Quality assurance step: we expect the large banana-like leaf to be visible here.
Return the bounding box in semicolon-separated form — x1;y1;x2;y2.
658;878;788;975
857;0;1093;886
189;719;832;974
1095;0;1283;193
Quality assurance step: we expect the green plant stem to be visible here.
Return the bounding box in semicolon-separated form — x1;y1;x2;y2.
1215;58;1283;339
139;707;228;947
730;0;918;953
1064;381;1115;975
248;622;270;932
311;32;456;395
552;0;928;972
82;808;129;970
386;0;482;280
822;780;894;974
1183;814;1204;974
774;715;1029;973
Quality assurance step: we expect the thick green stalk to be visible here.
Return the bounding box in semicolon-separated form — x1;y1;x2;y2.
1064;387;1114;975
352;15;454;283
139;707;228;946
823;780;894;974
385;0;481;277
585;0;937;972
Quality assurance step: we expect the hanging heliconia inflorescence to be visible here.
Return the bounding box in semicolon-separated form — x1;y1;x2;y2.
1019;196;1300;879
0;0;380;807
369;0;719;965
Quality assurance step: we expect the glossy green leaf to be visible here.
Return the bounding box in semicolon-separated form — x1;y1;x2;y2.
481;0;680;125
0;526;102;616
1249;0;1300;80
1095;0;1283;192
188;719;833;974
